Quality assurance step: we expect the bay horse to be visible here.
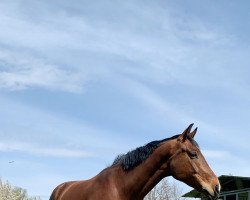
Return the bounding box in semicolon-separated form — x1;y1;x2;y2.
50;124;220;200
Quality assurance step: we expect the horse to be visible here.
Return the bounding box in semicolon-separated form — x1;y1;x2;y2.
49;124;220;200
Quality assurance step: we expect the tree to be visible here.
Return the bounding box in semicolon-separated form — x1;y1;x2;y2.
0;179;41;200
144;178;184;200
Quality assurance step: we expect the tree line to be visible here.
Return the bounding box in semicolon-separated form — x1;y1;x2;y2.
0;179;41;200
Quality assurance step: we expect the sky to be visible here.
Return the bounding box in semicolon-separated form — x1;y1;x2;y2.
0;0;250;199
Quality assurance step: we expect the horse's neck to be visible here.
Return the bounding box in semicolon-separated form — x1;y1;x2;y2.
139;168;170;198
122;140;173;199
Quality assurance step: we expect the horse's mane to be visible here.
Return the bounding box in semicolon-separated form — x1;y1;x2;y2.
112;134;199;171
112;135;180;171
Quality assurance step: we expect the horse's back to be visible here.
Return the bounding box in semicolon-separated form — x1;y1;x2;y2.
49;181;79;200
50;178;120;200
49;167;122;200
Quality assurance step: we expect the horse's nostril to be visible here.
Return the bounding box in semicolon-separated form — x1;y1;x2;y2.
214;184;220;194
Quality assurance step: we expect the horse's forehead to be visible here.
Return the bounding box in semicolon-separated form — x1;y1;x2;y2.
186;138;199;149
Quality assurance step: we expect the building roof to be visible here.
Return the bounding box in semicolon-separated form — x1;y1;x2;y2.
183;175;250;198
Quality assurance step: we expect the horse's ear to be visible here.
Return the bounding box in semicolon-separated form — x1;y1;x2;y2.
189;127;197;138
178;123;194;142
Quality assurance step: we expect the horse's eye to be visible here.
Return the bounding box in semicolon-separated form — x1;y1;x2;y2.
188;151;198;159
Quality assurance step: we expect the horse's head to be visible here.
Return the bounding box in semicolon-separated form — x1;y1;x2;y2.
168;124;220;200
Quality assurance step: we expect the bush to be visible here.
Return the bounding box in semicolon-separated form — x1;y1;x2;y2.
0;179;41;200
144;178;184;200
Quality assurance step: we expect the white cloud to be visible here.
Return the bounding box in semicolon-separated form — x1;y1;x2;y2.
0;0;245;96
0;140;93;158
0;49;86;93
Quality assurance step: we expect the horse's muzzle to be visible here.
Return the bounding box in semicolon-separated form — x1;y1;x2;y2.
202;185;220;200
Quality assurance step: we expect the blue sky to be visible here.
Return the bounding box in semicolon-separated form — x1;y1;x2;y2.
1;0;250;199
